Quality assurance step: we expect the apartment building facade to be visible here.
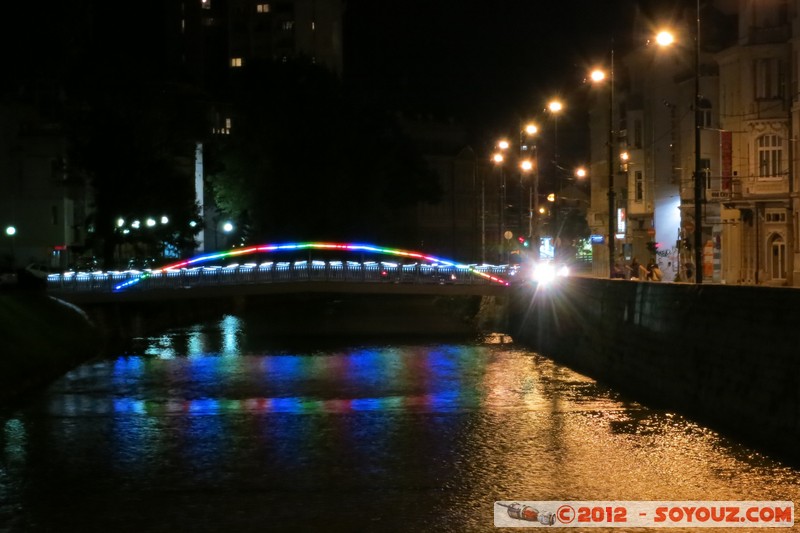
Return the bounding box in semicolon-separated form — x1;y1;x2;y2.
589;0;800;285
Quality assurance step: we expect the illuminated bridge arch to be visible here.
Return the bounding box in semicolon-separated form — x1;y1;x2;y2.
114;241;510;291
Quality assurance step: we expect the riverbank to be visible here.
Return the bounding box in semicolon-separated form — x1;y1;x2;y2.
0;288;102;406
509;278;800;466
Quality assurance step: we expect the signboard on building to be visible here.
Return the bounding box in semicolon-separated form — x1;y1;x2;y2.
617;208;626;234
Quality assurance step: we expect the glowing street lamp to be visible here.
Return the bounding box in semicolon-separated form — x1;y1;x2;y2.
655;30;675;47
5;225;16;267
520;122;540;254
590;59;617;278
493;144;508;262
548;99;564;259
575;167;587;179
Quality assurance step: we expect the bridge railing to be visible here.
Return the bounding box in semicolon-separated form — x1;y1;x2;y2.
46;260;515;294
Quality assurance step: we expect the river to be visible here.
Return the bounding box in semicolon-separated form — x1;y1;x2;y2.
1;313;798;532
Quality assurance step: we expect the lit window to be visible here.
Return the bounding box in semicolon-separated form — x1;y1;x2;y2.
256;3;270;13
230;57;243;68
311;21;316;30
757;134;783;177
225;118;232;131
282;20;294;31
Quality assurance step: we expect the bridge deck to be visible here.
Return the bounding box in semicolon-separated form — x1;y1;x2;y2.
47;261;515;304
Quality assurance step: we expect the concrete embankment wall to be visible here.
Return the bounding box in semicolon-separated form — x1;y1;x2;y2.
509;278;800;465
0;289;101;405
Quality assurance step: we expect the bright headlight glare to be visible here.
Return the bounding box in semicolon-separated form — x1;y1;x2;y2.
533;263;556;284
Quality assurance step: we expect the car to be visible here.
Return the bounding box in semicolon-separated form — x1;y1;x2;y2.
532;261;570;284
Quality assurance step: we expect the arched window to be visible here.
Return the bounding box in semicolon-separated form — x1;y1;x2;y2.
757;134;783;177
768;233;786;280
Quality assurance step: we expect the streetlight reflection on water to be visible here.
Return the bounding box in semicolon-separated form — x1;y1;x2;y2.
7;313;800;530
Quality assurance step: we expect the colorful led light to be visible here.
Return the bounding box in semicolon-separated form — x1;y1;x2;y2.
114;241;510;291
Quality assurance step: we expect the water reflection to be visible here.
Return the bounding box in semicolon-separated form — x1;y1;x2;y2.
2;317;798;531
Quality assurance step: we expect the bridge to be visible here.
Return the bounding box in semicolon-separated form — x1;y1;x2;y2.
46;242;517;304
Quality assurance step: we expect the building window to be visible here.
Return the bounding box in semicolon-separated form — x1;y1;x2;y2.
766;210;786;223
281;20;294;31
697;98;712;128
256;3;270;13
634;171;644;202
230;57;243;68
755;58;782;99
700;158;711;190
769;233;787;279
633;119;642;148
201;0;211;9
757;134;783;177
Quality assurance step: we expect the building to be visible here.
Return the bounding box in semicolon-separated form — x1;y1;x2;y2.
588;0;800;285
718;0;794;285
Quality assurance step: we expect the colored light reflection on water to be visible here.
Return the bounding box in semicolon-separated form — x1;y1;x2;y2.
3;317;799;532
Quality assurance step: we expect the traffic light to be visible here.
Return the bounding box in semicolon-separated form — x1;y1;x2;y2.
517;235;530;247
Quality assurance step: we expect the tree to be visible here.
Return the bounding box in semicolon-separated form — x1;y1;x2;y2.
206;59;440;246
67;81;209;266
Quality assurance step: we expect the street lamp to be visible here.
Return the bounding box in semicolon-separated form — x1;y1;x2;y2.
656;2;702;283
4;226;16;268
493;147;508;262
547;100;564;260
520;122;539;259
590;58;617;278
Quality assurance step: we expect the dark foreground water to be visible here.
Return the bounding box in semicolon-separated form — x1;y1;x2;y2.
1;314;798;532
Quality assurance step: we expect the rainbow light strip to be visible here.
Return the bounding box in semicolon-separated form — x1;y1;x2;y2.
113;241;511;291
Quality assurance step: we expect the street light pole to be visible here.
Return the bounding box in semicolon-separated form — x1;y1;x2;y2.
692;0;703;284
606;52;616;278
548;100;563;261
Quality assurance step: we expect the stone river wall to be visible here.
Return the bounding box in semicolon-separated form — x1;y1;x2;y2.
508;277;800;466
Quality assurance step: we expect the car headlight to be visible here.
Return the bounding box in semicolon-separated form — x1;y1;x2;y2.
533;263;556;283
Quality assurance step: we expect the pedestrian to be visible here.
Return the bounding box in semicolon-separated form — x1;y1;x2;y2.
611;263;625;279
646;259;663;281
629;257;642;280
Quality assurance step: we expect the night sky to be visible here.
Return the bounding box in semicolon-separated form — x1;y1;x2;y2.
344;0;695;160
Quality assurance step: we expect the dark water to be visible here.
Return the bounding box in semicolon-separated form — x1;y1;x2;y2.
1;314;798;532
